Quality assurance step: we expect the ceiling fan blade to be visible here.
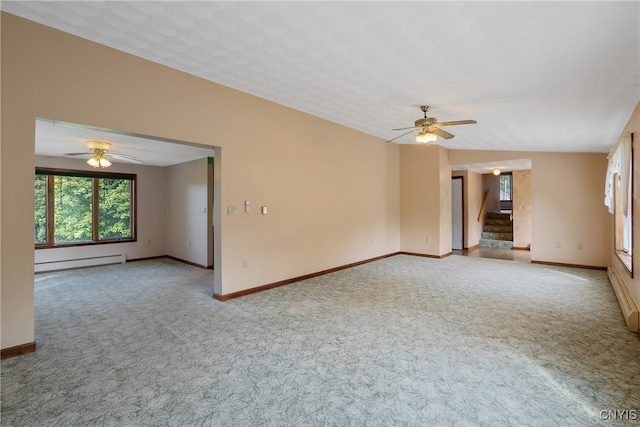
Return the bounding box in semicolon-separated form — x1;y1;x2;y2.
434;120;477;127
431;127;455;139
64;152;92;156
107;153;143;164
385;130;414;143
392;126;419;131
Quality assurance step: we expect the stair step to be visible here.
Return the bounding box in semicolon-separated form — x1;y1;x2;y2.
484;225;513;233
481;232;513;240
479;239;514;249
486;212;511;220
484;218;513;227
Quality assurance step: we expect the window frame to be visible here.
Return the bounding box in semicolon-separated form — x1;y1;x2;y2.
613;134;634;277
499;172;513;202
35;167;137;249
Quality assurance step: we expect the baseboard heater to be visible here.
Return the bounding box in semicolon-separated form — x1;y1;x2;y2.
35;254;126;273
607;265;639;332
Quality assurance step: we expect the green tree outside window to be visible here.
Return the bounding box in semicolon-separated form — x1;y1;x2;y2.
34;175;48;245
99;178;131;240
35;169;135;247
54;176;93;243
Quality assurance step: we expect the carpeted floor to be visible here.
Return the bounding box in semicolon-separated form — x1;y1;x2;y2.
2;255;640;426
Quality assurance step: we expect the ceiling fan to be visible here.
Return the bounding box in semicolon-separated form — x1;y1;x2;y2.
387;105;477;144
64;140;142;168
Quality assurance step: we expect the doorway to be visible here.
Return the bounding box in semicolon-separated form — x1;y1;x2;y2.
33;118;219;273
452;176;464;250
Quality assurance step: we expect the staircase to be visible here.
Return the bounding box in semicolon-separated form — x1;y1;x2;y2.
480;212;513;249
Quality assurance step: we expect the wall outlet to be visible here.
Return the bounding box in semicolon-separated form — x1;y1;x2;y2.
227;206;239;215
577;243;583;250
426;237;432;242
242;260;247;269
556;242;562;248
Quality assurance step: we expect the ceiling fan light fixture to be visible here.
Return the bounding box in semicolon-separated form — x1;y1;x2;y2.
85;141;113;168
386;105;476;144
66;139;140;167
87;148;112;168
87;156;100;168
99;157;112;168
493;168;501;176
414;130;438;144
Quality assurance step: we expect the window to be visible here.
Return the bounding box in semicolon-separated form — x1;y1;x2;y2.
614;171;633;275
34;174;48;245
499;173;512;202
98;178;133;240
35;168;136;248
498;172;513;212
606;133;634;276
54;175;93;243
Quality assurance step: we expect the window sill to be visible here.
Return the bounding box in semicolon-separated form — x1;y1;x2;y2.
35;239;135;250
615;250;633;277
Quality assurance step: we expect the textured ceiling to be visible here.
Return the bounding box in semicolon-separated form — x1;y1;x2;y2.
34;119;215;167
3;1;639;159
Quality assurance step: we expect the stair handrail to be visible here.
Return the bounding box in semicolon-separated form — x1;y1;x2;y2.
478;189;489;222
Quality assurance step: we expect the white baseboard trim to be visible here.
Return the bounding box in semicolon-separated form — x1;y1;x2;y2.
607;265;639;333
35;253;126;273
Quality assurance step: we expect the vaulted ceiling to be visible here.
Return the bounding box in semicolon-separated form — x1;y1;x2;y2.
3;1;639;163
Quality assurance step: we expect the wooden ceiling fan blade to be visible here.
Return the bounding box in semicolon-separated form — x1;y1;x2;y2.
385;130;414;143
431;128;455;139
434;120;477;127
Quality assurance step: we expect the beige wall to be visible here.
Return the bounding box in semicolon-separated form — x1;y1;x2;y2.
512;169;532;249
482;174;500;212
0;14;400;349
400;145;449;256
610;101;640;310
450;150;612;267
166;158;210;267
464;171;484;248
438;146;452;255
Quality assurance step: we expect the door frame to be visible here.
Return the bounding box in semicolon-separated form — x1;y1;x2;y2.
451;176;465;250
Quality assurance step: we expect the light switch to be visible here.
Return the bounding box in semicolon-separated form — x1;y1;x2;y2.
245;200;250;213
261;206;268;215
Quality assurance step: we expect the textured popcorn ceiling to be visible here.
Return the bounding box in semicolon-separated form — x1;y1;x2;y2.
3;1;639;160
